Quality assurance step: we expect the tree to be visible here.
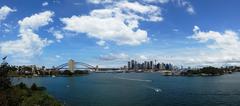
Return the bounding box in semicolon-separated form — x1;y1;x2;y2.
0;60;11;90
31;83;38;91
62;70;73;76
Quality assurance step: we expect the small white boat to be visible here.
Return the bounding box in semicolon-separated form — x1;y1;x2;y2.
155;88;162;92
33;74;38;77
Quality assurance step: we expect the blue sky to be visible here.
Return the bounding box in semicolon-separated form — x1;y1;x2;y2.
1;0;240;68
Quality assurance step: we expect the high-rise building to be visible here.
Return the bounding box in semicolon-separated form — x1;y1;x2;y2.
125;60;176;71
134;61;138;70
131;60;135;70
144;61;147;70
150;61;153;69
128;61;131;70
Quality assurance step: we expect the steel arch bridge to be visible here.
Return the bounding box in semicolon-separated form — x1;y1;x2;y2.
54;61;97;71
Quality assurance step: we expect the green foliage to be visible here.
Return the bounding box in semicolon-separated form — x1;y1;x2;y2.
0;62;11;90
9;65;17;72
62;70;73;76
181;66;225;76
31;83;38;91
74;70;89;75
0;59;62;105
21;91;62;106
21;66;32;72
0;83;62;106
17;82;28;89
200;66;224;75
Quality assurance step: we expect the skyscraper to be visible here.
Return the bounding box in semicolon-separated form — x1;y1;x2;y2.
128;61;131;70
131;60;134;70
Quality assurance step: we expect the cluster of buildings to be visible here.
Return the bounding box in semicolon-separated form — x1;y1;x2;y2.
125;60;177;71
13;65;47;75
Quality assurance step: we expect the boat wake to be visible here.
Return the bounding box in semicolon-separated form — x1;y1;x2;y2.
115;77;152;82
145;86;162;93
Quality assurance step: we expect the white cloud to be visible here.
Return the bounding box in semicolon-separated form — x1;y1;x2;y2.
61;1;162;46
18;11;53;31
143;0;170;4
117;1;159;14
53;0;60;4
191;26;240;50
63;0;194;46
56;55;61;58
173;29;179;32
0;11;54;62
87;0;113;4
119;25;240;67
48;27;64;42
139;55;148;60
0;5;16;22
143;0;195;14
42;2;49;6
53;31;64;42
103;46;109;49
175;0;195;14
73;3;82;6
96;40;106;46
1;23;13;33
99;53;129;61
188;26;240;66
96;40;109;49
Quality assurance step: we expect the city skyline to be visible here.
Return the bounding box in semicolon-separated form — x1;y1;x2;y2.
1;0;240;67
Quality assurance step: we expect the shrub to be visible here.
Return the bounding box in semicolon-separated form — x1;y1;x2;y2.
0;62;11;90
31;83;38;91
18;82;27;89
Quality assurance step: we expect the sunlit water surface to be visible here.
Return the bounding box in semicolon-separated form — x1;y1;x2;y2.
13;72;240;106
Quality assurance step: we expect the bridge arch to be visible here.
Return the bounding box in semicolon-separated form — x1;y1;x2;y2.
54;60;97;72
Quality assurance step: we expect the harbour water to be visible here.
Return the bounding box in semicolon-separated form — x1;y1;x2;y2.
13;72;240;106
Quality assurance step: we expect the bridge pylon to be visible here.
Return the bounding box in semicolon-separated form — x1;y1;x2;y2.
68;59;75;73
95;65;99;71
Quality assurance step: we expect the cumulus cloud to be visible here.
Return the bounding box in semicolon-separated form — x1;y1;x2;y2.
175;0;195;14
99;53;129;61
0;11;54;61
1;23;14;33
18;11;53;31
61;1;162;46
53;31;64;42
188;26;240;66
173;29;179;32
55;55;61;58
0;5;16;22
42;2;49;6
191;26;240;50
96;40;106;46
144;0;195;14
48;27;64;42
87;0;113;4
63;0;195;46
125;26;240;67
143;0;170;4
139;55;148;60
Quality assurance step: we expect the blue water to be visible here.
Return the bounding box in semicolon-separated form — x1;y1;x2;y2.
13;73;240;106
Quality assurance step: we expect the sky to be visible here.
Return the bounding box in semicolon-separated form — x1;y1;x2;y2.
1;0;240;68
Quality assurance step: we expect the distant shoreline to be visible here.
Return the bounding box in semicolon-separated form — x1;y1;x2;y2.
9;71;240;78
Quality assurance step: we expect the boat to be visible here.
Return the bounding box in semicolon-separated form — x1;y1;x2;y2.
161;70;173;76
